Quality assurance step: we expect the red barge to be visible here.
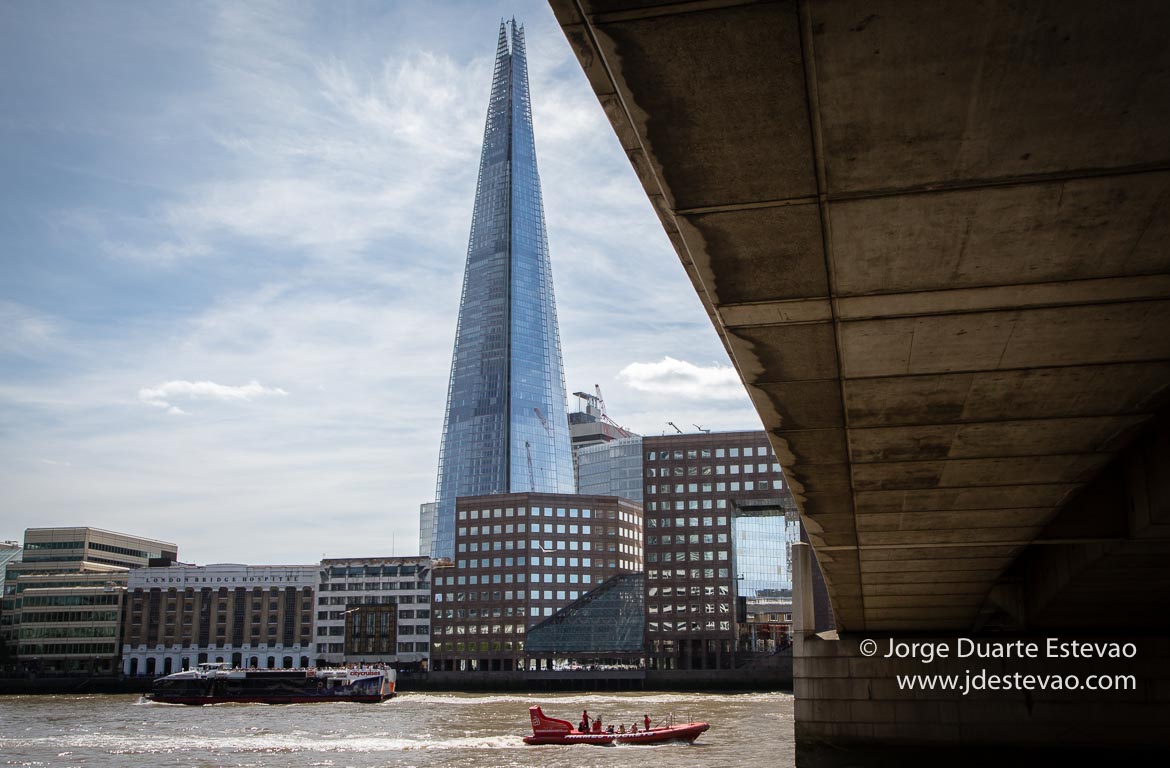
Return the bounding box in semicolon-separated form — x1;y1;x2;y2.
523;706;710;746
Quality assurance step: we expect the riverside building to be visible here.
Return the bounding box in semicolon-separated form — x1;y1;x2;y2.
2;527;177;674
432;19;575;559
121;563;316;676
430;492;642;672
641;431;792;671
315;556;431;670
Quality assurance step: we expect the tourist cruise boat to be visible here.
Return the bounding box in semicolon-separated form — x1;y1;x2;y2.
148;662;395;704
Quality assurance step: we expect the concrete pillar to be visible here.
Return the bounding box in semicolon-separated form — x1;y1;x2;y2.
792;542;814;636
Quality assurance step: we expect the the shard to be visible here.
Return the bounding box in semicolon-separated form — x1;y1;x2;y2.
432;20;574;559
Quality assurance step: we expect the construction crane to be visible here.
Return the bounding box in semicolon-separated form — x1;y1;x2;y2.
525;440;536;491
593;384;634;437
533;406;553;435
594;384;610;419
667;421;683;434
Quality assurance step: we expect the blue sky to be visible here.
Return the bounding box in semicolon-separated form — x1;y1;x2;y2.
0;0;762;564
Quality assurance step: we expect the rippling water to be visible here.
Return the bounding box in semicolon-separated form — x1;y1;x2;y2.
0;690;793;767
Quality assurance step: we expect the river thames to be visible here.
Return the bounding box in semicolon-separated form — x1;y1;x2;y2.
1;691;793;768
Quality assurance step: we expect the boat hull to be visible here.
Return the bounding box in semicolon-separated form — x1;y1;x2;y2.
523;705;709;746
524;722;710;745
150;664;395;705
148;693;392;705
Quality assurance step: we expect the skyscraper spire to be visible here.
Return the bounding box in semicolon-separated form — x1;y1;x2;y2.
431;20;574;559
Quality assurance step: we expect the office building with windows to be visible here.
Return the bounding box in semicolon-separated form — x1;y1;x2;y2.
432;20;574;559
430;493;642;672
641;431;790;671
2;527;177;674
315;556;432;669
121;562;316;677
576;435;645;502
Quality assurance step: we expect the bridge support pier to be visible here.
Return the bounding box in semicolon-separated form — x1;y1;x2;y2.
793;546;1170;765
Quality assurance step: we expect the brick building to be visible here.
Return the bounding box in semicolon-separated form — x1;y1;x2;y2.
430;492;642;672
642;430;788;670
121;563;316;676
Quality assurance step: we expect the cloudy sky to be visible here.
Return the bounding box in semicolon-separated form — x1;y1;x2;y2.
0;0;762;564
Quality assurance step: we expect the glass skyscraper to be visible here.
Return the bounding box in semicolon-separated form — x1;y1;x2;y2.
432;20;574;559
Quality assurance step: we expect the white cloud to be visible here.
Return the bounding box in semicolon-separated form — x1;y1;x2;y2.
617;357;749;401
138;379;288;414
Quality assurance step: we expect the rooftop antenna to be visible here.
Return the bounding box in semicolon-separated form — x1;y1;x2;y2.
693;424;711;433
667;421;683;434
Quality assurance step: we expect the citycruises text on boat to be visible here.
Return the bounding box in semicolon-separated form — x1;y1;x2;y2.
148;662;395;705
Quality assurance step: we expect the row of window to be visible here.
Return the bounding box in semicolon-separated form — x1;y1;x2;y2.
319;582;424;591
647;568;731;581
648;516;730;528
458;523;640;538
647;602;732;614
647;480;780;495
647;463;779;477
435;590;582;605
317;596;412;606
325;564;421;578
315;609;430;621
18;642;117;655
437;605;534;619
648;446;772;460
21;594;120;607
648;621;732;633
458;506;604;521
647;533;729;545
646;551;730;563
19;626;118;639
649;585;730;596
10;580;117;595
436;568;639;590
440;624;524;635
442;555;598;576
458;538;602;554
88;541;165;560
315;625;430;637
20;610;119;624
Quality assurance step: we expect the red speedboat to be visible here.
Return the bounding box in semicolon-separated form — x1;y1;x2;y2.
523;706;710;746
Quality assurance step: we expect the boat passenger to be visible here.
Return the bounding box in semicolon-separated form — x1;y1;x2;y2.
644;714;651;730
619;724;626;733
592;717;602;733
606;724;615;734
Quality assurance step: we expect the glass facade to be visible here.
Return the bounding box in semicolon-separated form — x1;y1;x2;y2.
576;436;644;502
733;513;800;597
434;21;573;559
524;573;645;654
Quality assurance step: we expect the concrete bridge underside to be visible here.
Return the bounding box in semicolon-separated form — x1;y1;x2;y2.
550;0;1170;637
